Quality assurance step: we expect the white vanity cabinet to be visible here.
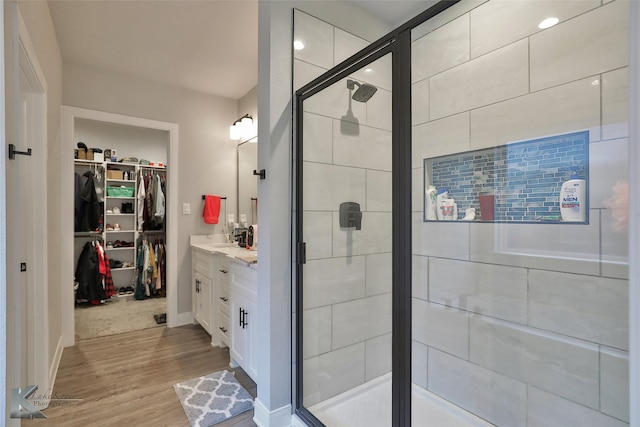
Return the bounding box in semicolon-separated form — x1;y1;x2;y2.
229;260;258;382
191;248;219;339
215;257;231;346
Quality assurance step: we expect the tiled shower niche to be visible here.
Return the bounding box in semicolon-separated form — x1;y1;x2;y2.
424;131;589;223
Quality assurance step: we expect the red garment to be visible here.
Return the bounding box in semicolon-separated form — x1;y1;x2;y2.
96;244;107;275
102;248;116;297
202;195;221;224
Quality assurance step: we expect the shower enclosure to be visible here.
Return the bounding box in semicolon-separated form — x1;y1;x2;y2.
295;1;630;425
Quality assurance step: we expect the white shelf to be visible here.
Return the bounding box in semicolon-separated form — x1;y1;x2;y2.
106;196;135;199
106;179;135;183
110;267;135;271
105;229;136;233
106;246;135;251
105;213;135;216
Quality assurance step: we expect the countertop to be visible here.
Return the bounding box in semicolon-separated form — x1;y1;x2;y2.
190;235;257;267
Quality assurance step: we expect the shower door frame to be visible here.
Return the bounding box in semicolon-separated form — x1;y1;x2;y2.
293;2;460;426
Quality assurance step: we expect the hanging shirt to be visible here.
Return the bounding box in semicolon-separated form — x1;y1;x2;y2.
153;174;165;224
137;170;146;231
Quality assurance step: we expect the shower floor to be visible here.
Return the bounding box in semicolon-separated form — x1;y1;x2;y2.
309;374;493;427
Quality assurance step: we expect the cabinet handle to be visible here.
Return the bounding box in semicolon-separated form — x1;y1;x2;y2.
219;326;227;333
220;296;228;302
239;307;243;328
219;269;228;274
244;311;248;328
195;279;199;293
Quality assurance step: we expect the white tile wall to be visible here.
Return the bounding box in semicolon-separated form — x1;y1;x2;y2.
428;348;527;426
303;343;365;407
303;256;366;309
294;11;334;69
412;78;429;126
600;347;630;422
332;212;392;257
412;255;429;301
303;306;332;359
470;0;600;58
429;258;528;324
365;253;392;296
430;39;529;120
412;112;470;169
527;386;628;427
411;167;423;213
528;270;629;350
412;13;469;83
303;161;366;211
303;211;333;260
365;333;392;381
413;212;470;260
334;28;368;66
366;170;391;212
304;76;367;121
601;210;630;280
332;293;392;349
365;88;392;132
590;138;629;209
302;112;333;163
413;300;469;359
469;217;600;276
294;59;328;92
602;68;629;140
412;340;428;389
332;123;392;171
530;0;629;92
470;77;601;149
470;316;600;408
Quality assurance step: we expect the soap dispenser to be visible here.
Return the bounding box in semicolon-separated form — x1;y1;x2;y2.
560;167;586;222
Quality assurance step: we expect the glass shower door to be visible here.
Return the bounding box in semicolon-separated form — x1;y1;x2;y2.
297;52;394;426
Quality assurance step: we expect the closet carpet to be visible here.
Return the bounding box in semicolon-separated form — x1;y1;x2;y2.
27;325;257;427
75;296;166;341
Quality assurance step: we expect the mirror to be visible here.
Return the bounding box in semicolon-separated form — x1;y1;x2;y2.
237;136;258;226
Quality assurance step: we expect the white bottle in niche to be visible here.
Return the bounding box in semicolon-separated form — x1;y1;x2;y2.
436;188;448;221
425;186;437;220
560;169;586;222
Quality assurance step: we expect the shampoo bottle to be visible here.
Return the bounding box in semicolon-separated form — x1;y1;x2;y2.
436;188;448;221
560;168;586;222
425;186;438;220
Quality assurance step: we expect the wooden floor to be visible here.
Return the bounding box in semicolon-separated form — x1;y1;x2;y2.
26;325;257;427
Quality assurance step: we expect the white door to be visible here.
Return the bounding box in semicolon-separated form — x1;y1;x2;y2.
6;6;49;422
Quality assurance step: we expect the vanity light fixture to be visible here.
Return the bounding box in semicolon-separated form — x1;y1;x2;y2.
229;114;254;141
538;17;559;29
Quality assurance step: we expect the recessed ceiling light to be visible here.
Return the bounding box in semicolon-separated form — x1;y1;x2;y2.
293;40;304;50
538;17;559;29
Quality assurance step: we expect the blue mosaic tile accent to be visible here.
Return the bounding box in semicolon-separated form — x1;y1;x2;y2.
425;131;589;222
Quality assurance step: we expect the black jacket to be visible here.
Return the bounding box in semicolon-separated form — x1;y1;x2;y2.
75;242;106;301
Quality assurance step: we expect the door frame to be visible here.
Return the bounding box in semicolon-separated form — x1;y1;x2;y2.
60;106;180;347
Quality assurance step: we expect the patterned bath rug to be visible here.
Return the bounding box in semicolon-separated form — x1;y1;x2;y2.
174;370;254;427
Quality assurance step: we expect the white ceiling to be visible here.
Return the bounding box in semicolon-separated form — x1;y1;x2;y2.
47;1;433;101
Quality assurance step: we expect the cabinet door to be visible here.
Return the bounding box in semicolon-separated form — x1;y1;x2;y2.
230;293;249;368
244;298;258;381
194;272;212;334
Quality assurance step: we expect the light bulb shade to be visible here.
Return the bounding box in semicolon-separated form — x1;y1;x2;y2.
229;123;241;140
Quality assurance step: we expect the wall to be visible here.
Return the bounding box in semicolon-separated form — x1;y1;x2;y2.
256;0;390;420
11;0;64;384
411;1;629;425
63;63;238;314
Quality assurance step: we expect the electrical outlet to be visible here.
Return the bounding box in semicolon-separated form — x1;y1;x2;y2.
182;203;191;215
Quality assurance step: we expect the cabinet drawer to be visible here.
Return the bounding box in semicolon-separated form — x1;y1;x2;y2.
193;250;211;276
218;288;230;316
218;312;230;343
217;257;230;284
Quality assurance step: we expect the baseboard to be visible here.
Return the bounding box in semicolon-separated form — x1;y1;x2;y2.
173;311;193;327
253;398;292;427
49;335;64;391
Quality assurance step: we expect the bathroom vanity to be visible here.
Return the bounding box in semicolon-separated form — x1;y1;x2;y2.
190;235;258;382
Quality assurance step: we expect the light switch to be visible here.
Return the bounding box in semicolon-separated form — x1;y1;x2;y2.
182;203;191;215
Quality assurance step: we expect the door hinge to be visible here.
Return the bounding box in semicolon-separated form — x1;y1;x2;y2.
297;242;306;265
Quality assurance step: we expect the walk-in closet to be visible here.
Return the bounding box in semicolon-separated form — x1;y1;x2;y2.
67;107;176;342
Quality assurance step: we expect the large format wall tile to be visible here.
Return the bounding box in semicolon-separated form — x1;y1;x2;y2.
413;212;470;260
303;343;365;407
528;386;628;427
412;341;428;389
365;252;391;296
303;211;333;260
602;68;629;140
303;162;366;211
294;11;334;69
332;211;392;256
294;59;328;92
429;258;527;324
303;256;366;309
302;112;332;163
413;112;470;169
413;300;469;359
601;347;630;422
470;316;600;408
366;170;391;212
428;348;527;426
529;270;628;350
530;0;628;92
412;255;429;301
332;293;392;349
470;0;599;58
411;167;423;213
365;333;392;381
601;210;630;280
333;123;392;171
334;28;368;66
412;13;469;83
412;78;429;126
430;39;528;120
303;306;332;359
589;138;629;209
470;77;600;149
366;88;392;132
469;217;600;276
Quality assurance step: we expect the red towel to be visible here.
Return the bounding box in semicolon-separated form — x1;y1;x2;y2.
202;195;221;224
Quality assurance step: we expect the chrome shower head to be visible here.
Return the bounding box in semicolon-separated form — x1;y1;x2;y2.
347;79;377;103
